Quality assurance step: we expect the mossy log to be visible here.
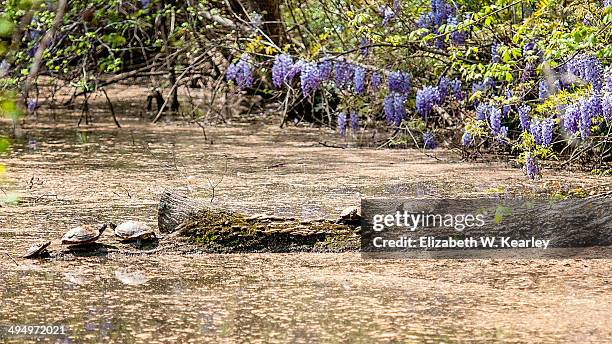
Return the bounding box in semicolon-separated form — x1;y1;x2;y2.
158;189;359;252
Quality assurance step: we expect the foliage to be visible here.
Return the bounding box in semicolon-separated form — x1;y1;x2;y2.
1;0;611;180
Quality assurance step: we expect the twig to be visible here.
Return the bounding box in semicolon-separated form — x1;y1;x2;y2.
23;0;68;101
102;88;121;128
3;252;19;266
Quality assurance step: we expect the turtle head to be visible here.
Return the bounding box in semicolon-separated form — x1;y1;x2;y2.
99;223;109;234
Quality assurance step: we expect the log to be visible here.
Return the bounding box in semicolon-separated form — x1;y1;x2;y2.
157;189;359;252
361;192;612;258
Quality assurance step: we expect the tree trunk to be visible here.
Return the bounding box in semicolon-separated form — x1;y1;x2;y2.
157;189;358;252
229;0;285;46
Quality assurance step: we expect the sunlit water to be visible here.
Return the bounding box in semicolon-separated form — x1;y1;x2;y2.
1;108;610;343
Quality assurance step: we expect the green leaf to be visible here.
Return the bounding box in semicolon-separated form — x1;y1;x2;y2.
0;137;9;153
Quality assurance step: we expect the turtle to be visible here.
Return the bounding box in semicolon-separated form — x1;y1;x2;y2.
23;240;51;258
111;221;156;242
61;224;107;245
337;206;361;224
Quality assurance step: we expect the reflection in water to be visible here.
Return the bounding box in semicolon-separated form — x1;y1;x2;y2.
0;254;610;343
115;268;148;286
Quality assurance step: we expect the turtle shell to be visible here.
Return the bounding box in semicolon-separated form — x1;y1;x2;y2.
23;241;51;258
114;221;154;241
339;206;361;221
62;224;107;245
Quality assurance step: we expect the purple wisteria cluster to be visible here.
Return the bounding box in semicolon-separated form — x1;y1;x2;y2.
226;55;253;90
461;131;473;146
602;92;612;122
418;0;453;28
272;54;294;88
300;62;321;96
370;72;382;92
380;1;402;27
416;77;462;118
438;76;463;102
333;61;355;90
561;93;608;139
384;93;407;126
491;43;501;63
417;0;468;46
416;86;440;118
337;112;360;137
567;54;604;91
517;104;531;130
387;71;410;94
524;154;539;180
354;67;366;95
422;132;436;149
447;16;467;45
269;55;393;97
337;113;347;137
605;67;612;91
474;103;509;142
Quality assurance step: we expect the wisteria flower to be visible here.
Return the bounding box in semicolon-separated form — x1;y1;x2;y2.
27;100;37;113
226;63;237;82
563;103;580;134
337;112;347;137
353;67;366;95
300;62;321;96
393;93;407;126
541;117;555;147
285;60;304;83
370;72;382;92
384;94;395;125
489;106;502;136
416;86;440;118
491;43;501;63
524;153;539;180
518;104;531;131
381;6;395;26
234;55;254;90
530;118;543;145
462;131;473;146
602;92;612;122
567;54;604;91
388;71;410;94
333;61;354;89
447;16;467;45
579;94;601;139
538;80;549;100
318;60;332;81
272;54;293;88
423;132;436;149
349;112;359;133
475;103;491;121
498;126;508;144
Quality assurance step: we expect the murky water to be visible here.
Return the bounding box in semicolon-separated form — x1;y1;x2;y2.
1;101;611;343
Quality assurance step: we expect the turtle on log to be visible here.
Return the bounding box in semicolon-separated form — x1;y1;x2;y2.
23;241;51;258
111;221;156;242
61;224;107;245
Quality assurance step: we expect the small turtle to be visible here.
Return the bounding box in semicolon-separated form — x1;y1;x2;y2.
111;221;156;242
61;224;107;245
338;206;361;223
23;241;51;258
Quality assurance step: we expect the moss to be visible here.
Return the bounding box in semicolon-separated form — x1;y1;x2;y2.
184;208;359;253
